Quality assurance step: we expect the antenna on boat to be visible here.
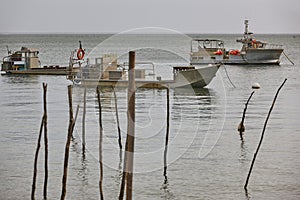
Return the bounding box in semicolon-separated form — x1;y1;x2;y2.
79;40;82;49
244;19;249;35
243;19;250;40
6;45;11;55
243;19;254;43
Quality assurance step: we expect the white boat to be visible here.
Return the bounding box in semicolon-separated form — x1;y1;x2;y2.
171;65;219;88
190;20;284;65
70;54;219;89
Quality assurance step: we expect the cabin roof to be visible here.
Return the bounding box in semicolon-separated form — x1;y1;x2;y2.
18;47;39;53
192;39;224;42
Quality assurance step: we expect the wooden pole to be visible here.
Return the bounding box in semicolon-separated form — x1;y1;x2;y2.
61;85;75;200
42;83;48;200
82;87;87;152
163;87;170;178
31;117;44;199
119;51;136;200
96;86;104;200
125;51;136;200
72;105;80;140
244;78;287;190
238;91;255;140
112;86;123;150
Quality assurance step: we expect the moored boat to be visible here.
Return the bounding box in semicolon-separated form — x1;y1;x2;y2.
190;20;284;65
1;44;82;75
69;54;219;89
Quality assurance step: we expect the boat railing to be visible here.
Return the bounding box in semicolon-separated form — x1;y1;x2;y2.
120;61;156;80
191;39;225;52
265;43;283;49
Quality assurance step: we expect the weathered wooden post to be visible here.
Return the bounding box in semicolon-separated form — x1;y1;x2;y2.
42;83;48;200
61;85;75;200
31;117;44;200
163;87;170;179
112;86;123;150
244;79;287;190
82;87;87;152
238;91;255;140
72;105;80;140
96;86;104;200
31;83;48;200
119;51;136;200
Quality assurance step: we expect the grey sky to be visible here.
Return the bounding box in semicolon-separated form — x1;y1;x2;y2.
1;0;299;34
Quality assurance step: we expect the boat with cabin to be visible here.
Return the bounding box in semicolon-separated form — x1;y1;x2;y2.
69;53;219;89
190;20;284;65
1;44;82;75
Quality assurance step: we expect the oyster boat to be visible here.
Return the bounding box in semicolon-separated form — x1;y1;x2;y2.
190;20;284;65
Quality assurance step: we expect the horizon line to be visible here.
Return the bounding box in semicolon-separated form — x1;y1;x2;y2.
0;31;299;35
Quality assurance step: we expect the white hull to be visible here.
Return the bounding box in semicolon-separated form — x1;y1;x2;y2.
75;65;219;89
170;65;219;88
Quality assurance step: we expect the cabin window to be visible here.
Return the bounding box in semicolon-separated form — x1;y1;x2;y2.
191;56;203;60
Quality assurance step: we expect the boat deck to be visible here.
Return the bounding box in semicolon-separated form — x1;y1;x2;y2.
77;78;175;89
2;68;80;76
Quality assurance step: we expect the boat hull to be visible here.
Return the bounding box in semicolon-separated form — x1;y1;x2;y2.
171;65;219;88
224;48;283;65
191;48;283;65
75;65;219;89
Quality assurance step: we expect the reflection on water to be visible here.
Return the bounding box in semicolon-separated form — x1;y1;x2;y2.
173;86;210;96
160;174;174;200
239;140;247;163
1;74;40;84
71;137;89;189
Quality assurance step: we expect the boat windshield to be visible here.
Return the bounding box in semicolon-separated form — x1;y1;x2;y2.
191;39;224;52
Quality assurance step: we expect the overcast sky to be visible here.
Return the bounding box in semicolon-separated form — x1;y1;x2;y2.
1;0;299;34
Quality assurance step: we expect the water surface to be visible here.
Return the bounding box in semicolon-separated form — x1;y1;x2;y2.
0;33;299;199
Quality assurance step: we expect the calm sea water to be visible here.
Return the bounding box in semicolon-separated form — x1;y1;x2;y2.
0;33;299;200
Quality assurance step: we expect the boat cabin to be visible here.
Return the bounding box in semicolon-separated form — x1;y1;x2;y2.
1;47;40;71
190;39;226;64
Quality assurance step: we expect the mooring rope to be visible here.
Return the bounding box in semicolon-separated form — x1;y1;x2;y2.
283;51;295;65
221;63;236;88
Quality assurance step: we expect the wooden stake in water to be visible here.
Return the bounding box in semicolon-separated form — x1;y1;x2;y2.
163;87;170;179
112;86;123;150
119;51;136;200
238;91;255;140
31;83;48;200
42;83;48;200
72;105;80;140
31;117;44;200
82;87;87;152
96;86;104;200
244;78;287;190
125;51;136;200
61;85;75;200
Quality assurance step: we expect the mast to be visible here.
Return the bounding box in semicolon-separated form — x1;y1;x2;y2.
244;19;249;39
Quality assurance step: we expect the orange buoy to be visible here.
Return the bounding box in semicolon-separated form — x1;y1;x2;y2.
229;49;240;55
214;49;223;55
